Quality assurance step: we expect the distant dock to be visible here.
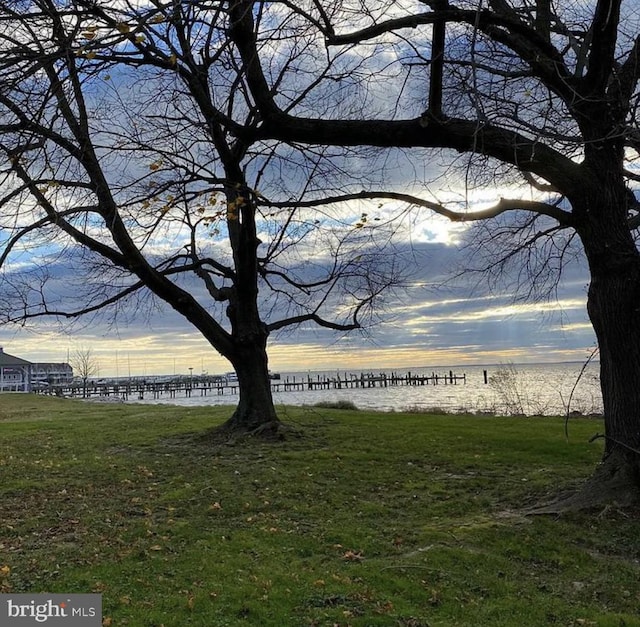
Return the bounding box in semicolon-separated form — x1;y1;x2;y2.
34;370;466;401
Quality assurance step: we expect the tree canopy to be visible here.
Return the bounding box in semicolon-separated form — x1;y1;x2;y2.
0;0;405;434
225;0;640;505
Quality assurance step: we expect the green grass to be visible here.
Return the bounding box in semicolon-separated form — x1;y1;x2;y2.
1;394;639;626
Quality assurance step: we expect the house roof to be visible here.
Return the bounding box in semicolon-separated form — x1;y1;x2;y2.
0;349;32;367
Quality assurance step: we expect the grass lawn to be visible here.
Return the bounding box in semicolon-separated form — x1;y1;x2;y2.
1;394;639;626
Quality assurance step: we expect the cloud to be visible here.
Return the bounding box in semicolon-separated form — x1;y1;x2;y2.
0;2;599;378
0;235;596;377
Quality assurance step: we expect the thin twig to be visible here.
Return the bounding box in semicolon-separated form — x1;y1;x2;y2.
565;346;599;440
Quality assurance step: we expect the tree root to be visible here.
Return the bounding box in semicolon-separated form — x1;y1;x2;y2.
205;418;296;444
526;456;640;515
247;420;287;440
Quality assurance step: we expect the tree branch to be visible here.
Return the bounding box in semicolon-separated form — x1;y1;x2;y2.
3;279;146;322
267;312;360;333
263;190;573;225
584;0;621;92
227;2;582;194
325;4;575;101
427;0;447;117
616;33;640;104
256;115;583;195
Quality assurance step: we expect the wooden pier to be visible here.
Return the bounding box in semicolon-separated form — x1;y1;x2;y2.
34;370;466;401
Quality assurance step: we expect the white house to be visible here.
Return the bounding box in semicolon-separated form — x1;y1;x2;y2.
0;348;74;392
0;347;32;392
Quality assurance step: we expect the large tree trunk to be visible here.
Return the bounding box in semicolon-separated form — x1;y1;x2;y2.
564;186;640;509
212;181;282;438
584;251;640;505
532;193;640;512
220;340;281;438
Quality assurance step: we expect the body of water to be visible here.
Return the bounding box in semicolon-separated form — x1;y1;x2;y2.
129;361;603;416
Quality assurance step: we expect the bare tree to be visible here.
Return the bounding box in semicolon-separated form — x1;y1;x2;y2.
71;347;99;398
9;0;639;507
0;1;404;437
222;0;640;506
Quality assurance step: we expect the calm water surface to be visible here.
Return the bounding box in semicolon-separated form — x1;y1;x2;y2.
129;361;603;416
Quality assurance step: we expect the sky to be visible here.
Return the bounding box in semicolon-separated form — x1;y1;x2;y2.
0;1;603;378
0;234;597;378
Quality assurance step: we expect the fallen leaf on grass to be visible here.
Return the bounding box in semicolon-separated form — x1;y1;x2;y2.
375;600;394;614
342;550;364;561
